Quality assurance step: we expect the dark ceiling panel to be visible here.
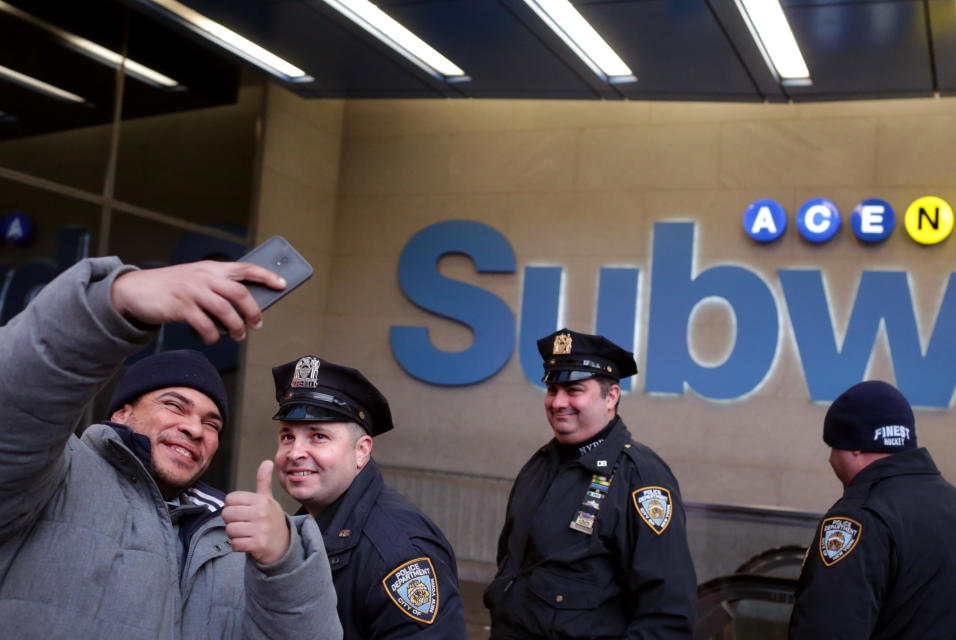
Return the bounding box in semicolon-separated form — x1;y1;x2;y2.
705;0;788;102
580;0;762;101
2;0;953;141
928;0;956;95
784;1;933;100
0;0;238;141
178;0;447;97
385;0;608;99
120;0;953;103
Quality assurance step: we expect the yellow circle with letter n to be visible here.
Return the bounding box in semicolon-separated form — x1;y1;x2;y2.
904;196;953;245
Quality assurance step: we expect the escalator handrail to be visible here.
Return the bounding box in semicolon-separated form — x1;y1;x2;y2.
734;544;808;574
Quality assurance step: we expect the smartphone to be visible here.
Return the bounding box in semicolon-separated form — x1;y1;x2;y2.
215;236;313;334
238;235;313;312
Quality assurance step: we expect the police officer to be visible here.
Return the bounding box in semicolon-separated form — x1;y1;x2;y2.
484;329;697;639
789;380;956;637
271;355;466;639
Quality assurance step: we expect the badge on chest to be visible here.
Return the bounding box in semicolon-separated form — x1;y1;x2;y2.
569;473;612;535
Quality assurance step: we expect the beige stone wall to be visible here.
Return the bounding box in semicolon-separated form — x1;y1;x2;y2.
310;96;956;513
239;93;956;574
232;85;344;506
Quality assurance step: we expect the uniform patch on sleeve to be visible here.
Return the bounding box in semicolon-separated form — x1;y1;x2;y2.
632;486;672;535
819;517;862;566
382;558;439;624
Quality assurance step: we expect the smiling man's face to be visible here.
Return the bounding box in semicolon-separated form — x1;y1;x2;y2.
274;421;371;517
545;378;618;444
111;387;222;499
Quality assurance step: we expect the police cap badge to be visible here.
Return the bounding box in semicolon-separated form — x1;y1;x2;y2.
272;355;393;436
537;328;637;383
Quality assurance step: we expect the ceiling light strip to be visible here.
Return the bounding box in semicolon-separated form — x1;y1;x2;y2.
322;0;467;81
734;0;810;83
0;64;86;103
523;0;635;84
0;1;180;88
141;0;313;83
62;35;180;88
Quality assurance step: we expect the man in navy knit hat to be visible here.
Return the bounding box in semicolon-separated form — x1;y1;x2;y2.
0;258;341;639
789;380;956;638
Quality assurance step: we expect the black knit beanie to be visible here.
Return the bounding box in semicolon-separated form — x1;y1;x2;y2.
106;350;228;424
823;380;916;453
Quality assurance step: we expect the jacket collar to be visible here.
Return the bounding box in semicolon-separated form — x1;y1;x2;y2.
316;459;383;553
105;421;153;467
849;447;939;487
577;416;631;473
542;416;631;473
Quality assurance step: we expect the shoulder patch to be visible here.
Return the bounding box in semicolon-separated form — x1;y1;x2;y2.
382;557;439;624
632;486;672;535
819;517;862;566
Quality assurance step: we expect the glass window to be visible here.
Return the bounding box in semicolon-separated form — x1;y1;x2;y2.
0;0;121;192
0;176;100;322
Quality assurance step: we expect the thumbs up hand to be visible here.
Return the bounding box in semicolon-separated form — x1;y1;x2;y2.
222;460;291;566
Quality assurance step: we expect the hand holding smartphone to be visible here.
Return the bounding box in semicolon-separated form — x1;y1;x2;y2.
216;236;313;335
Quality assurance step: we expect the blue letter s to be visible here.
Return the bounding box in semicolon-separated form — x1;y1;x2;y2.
391;221;516;385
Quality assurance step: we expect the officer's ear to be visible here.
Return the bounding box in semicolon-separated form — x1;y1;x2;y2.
605;384;621;408
355;434;373;470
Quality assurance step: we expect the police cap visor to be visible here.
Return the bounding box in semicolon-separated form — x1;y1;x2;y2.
542;369;603;383
273;403;352;422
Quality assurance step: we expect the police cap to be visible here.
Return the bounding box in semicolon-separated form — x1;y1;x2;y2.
272;355;393;436
537;328;637;383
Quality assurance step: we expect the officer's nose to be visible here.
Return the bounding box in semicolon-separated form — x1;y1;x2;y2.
287;436;308;460
549;388;569;408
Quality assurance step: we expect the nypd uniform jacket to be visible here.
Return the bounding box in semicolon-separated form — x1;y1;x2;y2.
789;447;956;638
484;417;697;639
314;459;467;639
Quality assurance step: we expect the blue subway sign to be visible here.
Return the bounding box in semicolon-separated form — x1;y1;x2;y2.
391;219;956;408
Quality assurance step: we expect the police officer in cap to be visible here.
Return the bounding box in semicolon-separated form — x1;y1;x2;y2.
271;355;466;639
484;329;697;639
789;380;956;637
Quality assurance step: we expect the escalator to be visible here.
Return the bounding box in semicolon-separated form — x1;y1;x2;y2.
694;545;807;639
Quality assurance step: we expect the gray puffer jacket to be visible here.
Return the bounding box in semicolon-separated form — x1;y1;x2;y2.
0;257;342;640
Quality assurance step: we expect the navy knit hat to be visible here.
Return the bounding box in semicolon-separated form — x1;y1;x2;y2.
106;350;228;424
823;380;916;453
